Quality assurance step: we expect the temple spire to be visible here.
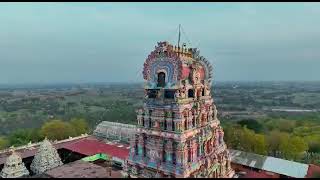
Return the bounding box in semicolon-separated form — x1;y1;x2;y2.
0;150;29;178
30;138;63;174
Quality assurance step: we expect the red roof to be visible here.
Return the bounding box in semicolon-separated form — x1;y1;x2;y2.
62;138;130;160
243;170;276;178
0;136;87;165
306;164;320;178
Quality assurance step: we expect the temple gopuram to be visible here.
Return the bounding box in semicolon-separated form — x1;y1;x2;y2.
125;41;235;178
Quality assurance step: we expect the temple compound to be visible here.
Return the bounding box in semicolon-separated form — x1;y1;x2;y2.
125;41;235;178
30;138;63;175
0;149;29;178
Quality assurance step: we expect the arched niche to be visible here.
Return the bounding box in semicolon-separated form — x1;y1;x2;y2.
157;72;166;87
188;89;194;98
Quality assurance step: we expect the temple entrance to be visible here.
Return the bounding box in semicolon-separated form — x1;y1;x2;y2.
157;72;166;87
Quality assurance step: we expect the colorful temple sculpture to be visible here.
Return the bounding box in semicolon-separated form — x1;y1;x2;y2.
30;138;63;175
125;41;235;178
0;149;29;178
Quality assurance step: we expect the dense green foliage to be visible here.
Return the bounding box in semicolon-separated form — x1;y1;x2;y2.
0;136;8;150
222;116;320;165
70;118;89;135
224;125;267;155
40;119;77;140
0;118;90;149
8;128;42;147
237;119;264;133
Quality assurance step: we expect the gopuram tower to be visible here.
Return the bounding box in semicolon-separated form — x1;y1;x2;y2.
126;40;234;178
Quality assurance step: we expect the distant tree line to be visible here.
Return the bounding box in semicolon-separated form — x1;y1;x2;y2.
0;118;89;150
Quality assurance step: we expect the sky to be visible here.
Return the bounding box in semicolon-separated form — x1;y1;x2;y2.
0;2;320;84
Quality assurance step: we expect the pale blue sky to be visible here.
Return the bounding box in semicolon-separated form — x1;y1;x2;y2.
1;2;320;84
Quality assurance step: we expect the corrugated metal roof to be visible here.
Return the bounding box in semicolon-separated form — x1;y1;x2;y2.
230;149;309;178
229;149;266;169
63;138;130;160
262;157;309;178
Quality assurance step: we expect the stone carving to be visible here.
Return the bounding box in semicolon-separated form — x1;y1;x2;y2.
0;149;29;178
30;138;63;174
213;105;218;120
205;84;211;96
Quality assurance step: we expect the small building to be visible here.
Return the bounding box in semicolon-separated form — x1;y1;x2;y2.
93;121;136;143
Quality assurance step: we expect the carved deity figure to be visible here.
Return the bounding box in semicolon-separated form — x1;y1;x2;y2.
205;84;211;96
190;66;201;85
213;105;218;120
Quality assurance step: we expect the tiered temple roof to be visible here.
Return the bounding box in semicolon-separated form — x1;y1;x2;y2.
30;138;63;174
126;40;234;178
0;149;29;178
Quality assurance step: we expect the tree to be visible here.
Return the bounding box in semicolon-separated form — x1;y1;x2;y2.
240;127;267;155
224;125;267;155
266;130;290;157
40;119;76;141
279;136;308;161
70;118;89;135
223;124;241;150
264;118;296;133
237;119;264;133
253;134;267;155
0;136;8;150
305;135;320;153
8;128;42;147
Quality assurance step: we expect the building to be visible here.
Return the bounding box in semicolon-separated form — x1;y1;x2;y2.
0;135;128;178
93;121;136;143
0;134;89;173
125;41;234;178
229;149;309;178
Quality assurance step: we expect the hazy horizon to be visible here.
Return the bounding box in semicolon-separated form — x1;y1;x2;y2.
1;2;320;84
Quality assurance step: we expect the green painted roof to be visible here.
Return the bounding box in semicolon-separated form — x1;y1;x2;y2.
81;153;110;162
